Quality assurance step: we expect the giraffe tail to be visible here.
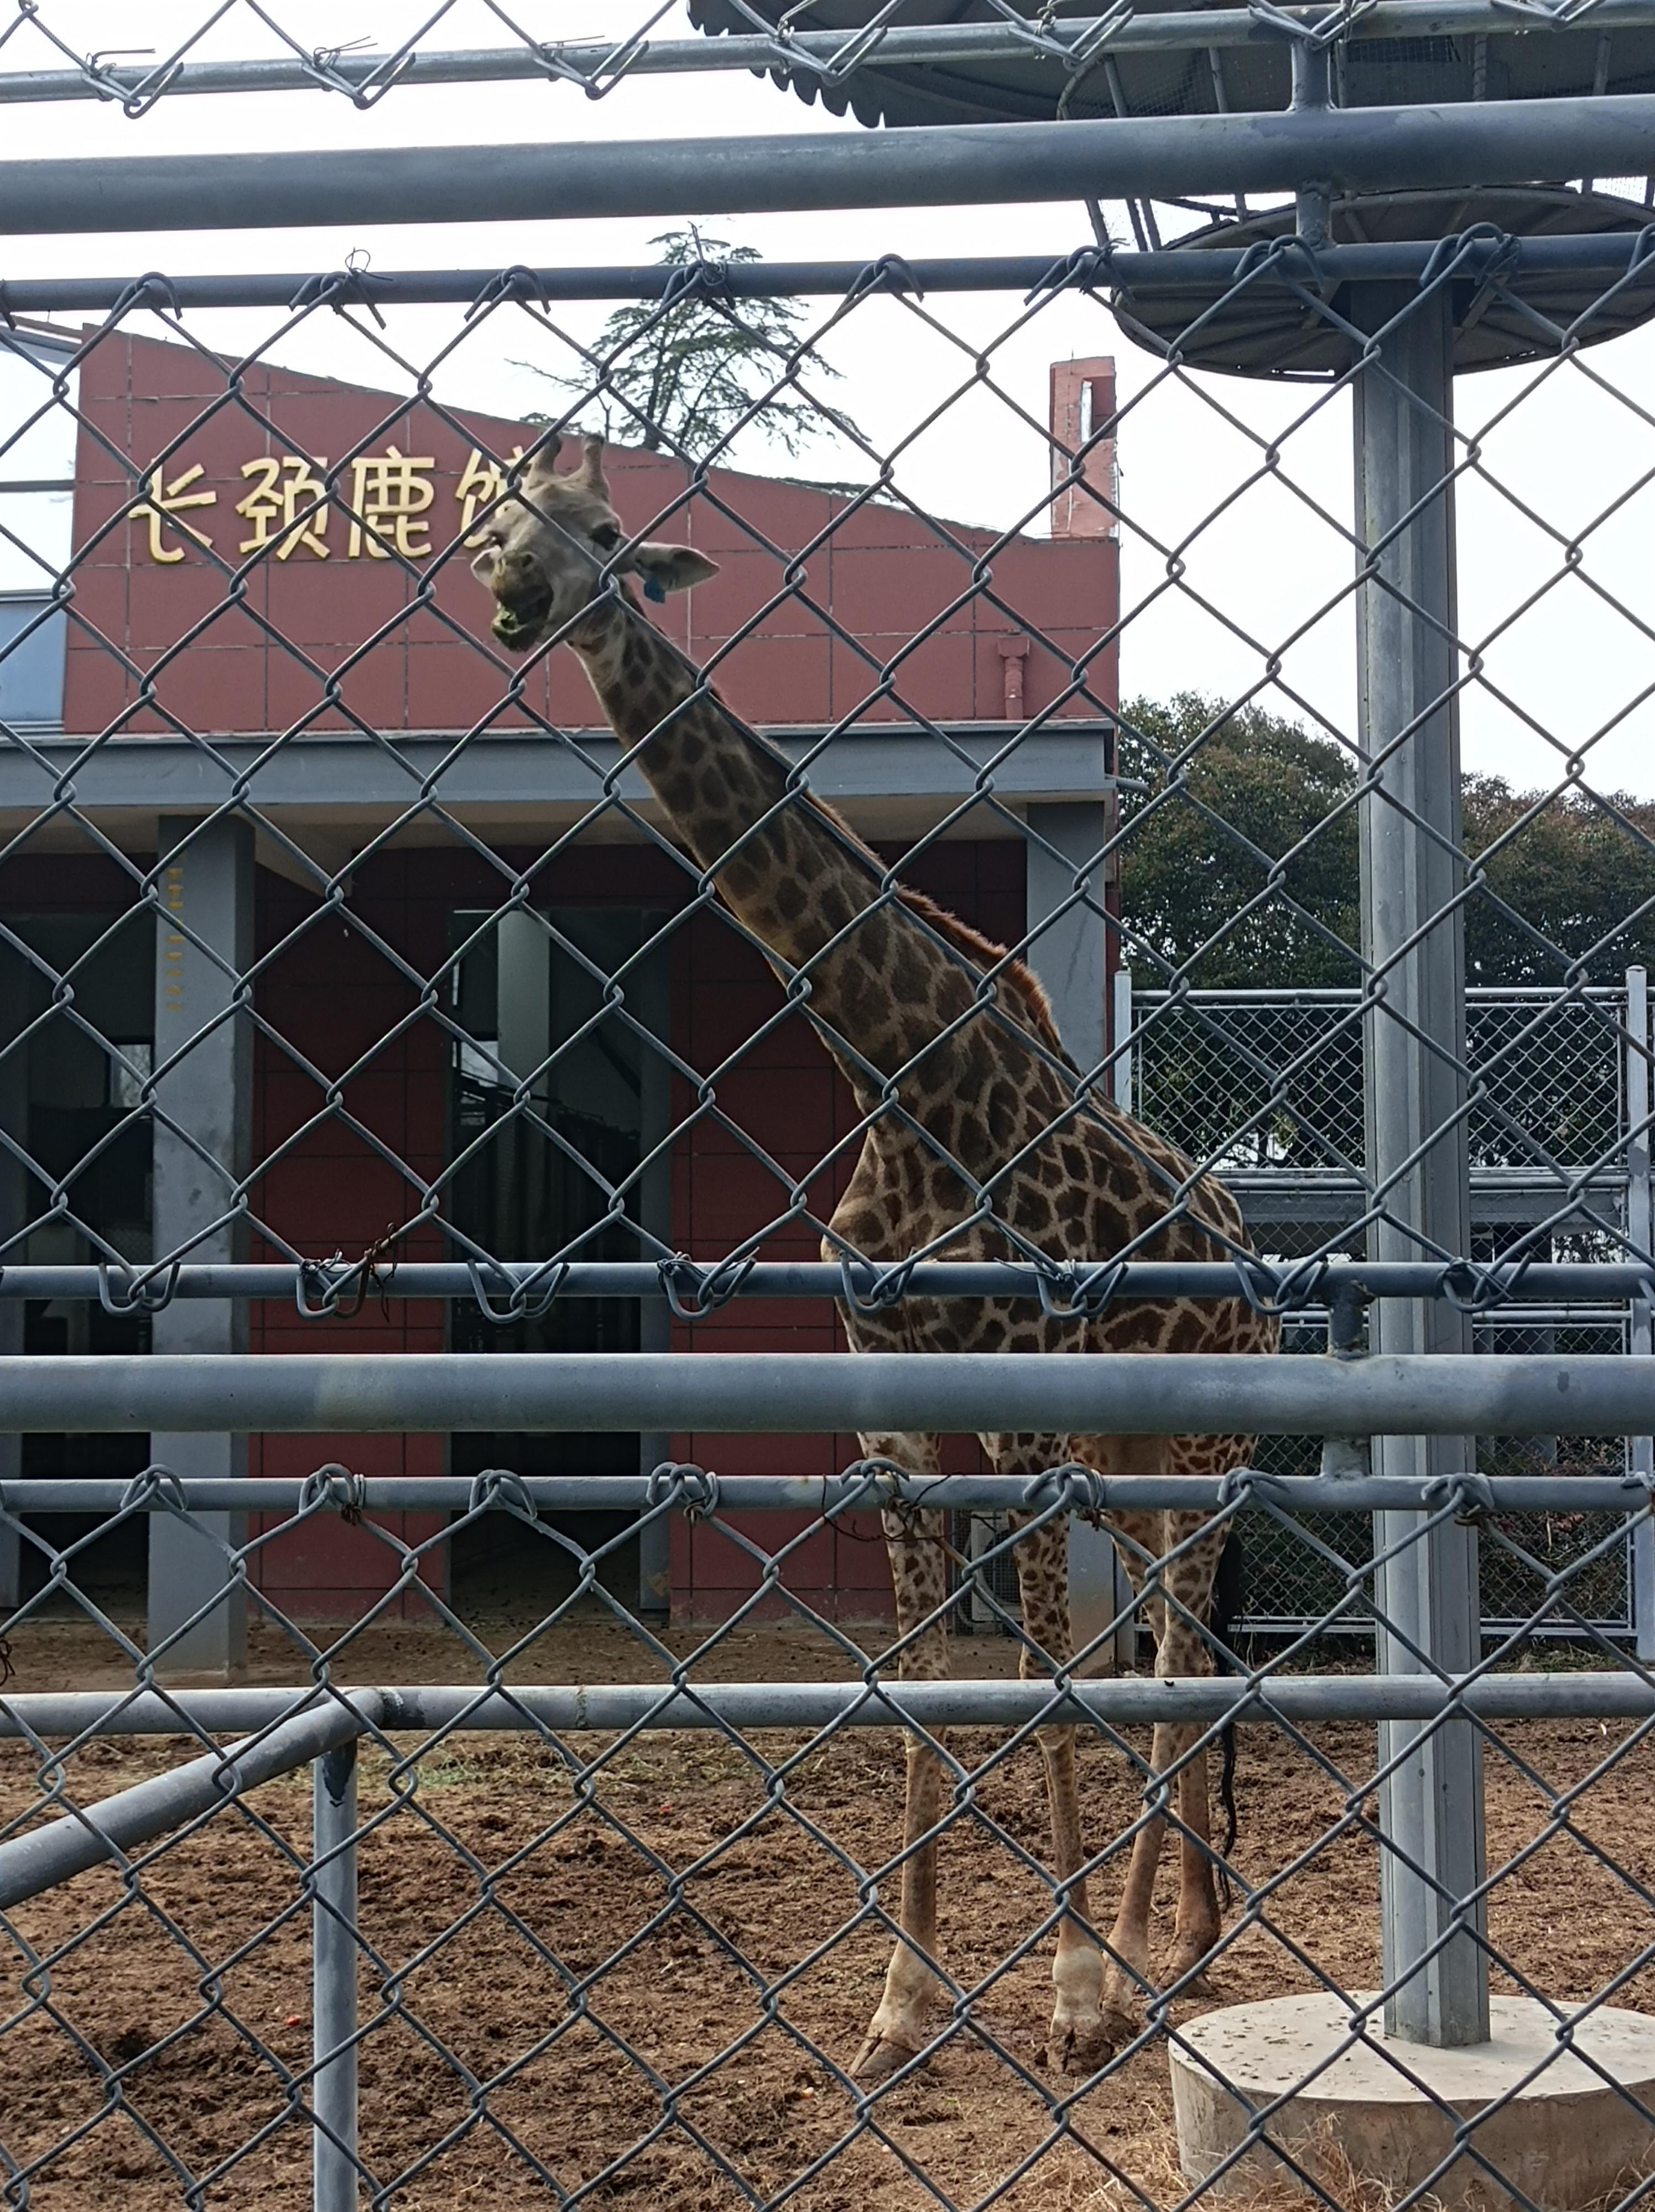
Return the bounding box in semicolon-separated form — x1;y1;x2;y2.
1210;1529;1246;1911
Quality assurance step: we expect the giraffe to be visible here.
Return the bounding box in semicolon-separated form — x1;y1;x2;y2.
470;436;1278;2082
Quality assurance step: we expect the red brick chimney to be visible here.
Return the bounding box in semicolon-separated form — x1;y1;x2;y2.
1049;358;1118;539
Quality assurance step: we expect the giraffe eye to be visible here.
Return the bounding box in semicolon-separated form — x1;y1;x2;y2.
591;523;622;552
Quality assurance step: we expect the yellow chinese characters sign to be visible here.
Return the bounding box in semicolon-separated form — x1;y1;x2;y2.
129;445;527;565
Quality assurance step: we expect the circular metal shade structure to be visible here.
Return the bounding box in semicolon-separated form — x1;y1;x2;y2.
1116;188;1655;375
686;1;1655;129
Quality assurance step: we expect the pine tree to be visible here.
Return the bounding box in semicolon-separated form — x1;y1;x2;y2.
520;227;858;463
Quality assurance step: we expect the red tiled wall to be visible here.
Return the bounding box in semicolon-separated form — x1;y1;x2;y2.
64;332;1115;738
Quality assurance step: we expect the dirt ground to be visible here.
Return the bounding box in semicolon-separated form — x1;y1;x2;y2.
2;1615;1653;2211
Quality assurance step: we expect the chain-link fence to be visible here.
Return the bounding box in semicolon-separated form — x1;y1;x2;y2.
7;1465;1655;2210
6;12;1655;2209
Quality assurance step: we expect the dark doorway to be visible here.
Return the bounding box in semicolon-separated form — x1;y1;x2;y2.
445;907;668;1619
3;912;153;1607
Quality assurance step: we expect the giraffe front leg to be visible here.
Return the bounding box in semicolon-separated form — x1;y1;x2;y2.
1097;1715;1179;2052
1004;1487;1110;2076
852;1434;950;2085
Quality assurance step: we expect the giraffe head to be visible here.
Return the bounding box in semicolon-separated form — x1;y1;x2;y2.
470;433;717;654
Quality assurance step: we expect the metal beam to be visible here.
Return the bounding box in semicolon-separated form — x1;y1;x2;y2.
0;98;1648;236
5;1672;1655;1749
4;1260;1650;1303
5;5;1654;108
0;1691;375;1910
3;233;1654;315
0;1470;1645;1512
0;1350;1652;1433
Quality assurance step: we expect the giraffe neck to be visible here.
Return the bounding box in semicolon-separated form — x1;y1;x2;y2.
570;594;1049;1117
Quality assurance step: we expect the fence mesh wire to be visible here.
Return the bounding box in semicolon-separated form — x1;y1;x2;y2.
6;1472;1655;2208
3;90;1655;2209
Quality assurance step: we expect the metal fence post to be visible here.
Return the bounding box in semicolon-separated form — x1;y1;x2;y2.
1354;279;1489;2048
1111;967;1134;1113
313;1741;360;2211
1626;966;1654;1660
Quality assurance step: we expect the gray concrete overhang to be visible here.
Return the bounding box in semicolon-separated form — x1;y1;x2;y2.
0;720;1117;883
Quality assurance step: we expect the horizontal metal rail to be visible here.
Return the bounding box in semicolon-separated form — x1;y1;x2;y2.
7;1675;1655;1747
5;1260;1652;1306
0;1352;1649;1434
2;3;1648;108
0;1692;376;1911
0;97;1648;236
1;1472;1646;1512
6;232;1655;315
4;1672;1653;1911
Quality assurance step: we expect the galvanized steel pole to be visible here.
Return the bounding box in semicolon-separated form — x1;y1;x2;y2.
0;98;1649;234
1627;967;1654;1659
312;1743;360;2212
1354;280;1487;2047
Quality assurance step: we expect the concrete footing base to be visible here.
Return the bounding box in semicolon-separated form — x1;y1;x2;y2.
1170;1992;1655;2209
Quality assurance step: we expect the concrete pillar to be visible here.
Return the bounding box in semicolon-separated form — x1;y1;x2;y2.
1026;801;1132;1667
149;816;254;1677
0;946;25;1610
495;909;551;1265
1026;801;1110;1079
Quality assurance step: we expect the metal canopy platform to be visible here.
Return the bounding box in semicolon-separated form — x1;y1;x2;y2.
686;0;1655;129
1117;186;1655;373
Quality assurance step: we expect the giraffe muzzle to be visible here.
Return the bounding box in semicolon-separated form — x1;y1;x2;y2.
492;587;554;652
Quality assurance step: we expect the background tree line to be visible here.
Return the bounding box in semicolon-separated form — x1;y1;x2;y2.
1118;696;1655;989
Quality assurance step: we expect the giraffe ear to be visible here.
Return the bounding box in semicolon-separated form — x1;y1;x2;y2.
523;434;563;483
629;541;718;599
575;435;610;497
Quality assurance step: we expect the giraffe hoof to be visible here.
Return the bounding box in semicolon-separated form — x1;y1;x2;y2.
1165;1936;1221;1991
1049;2025;1102;2076
851;2029;925;2085
1042;2004;1127;2076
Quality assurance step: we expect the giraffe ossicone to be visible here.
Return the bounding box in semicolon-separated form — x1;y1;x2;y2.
471;434;1278;2084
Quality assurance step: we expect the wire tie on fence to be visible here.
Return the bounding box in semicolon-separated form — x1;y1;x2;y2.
288;262;391;327
1440;1257;1517;1315
849;253;925;302
654;1463;719;1520
657;1254;756;1319
1026;243;1115;306
466;1468;542;1524
1418;222;1516;297
465;265;551;319
661;257;734;313
645;1459;699;1510
465;1259;570;1324
1034;1257;1127;1319
119;1463;189;1517
1231;1253;1295;1318
333;1222;401;1321
839;1455;912;1513
301;1463;367;1524
107;272;182;322
96;1261;179;1316
295;1254;348;1318
1422;1471;1497;1527
837;1252;918;1315
1018;1460;1096;1513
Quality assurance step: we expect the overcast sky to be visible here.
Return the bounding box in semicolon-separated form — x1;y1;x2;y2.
3;0;1654;800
